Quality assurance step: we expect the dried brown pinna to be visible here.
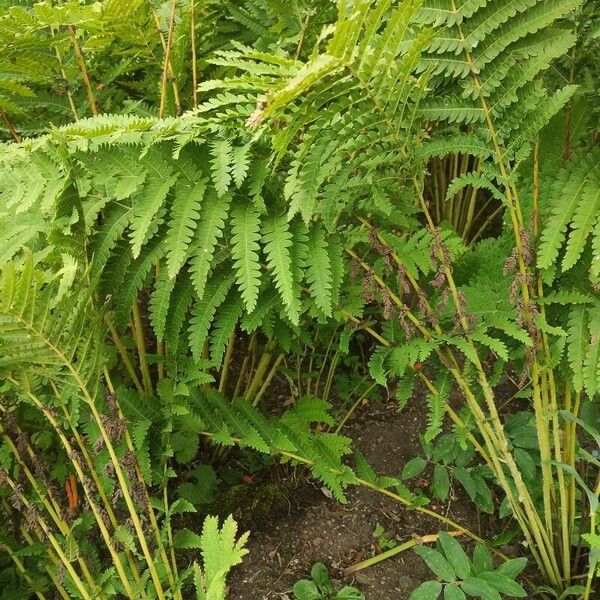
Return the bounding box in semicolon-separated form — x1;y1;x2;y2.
381;288;394;320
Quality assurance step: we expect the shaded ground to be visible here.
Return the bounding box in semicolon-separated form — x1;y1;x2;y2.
227;398;498;599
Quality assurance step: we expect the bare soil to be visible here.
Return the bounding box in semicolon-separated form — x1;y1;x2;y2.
226;398;503;599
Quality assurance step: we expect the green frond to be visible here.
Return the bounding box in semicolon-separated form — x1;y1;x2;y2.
149;268;176;342
164;278;194;355
188;190;231;300
562;167;600;272
0;258;105;399
192;515;249;600
129;168;177;259
567;306;588;393
231;203;262;313
210;139;233;197
582;304;600;399
445;171;504;203
424;373;451;442
114;234;165;327
188;269;234;362
305;224;333;317
261;214;298;324
538;151;600;276
166;177;207;279
419;97;485;124
209;294;244;366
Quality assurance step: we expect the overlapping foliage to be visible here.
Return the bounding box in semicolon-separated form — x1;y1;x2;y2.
0;0;598;599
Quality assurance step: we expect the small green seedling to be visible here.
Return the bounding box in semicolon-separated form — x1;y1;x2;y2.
293;562;365;600
373;523;398;551
410;532;528;600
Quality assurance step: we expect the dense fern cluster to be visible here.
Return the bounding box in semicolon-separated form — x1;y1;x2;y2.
0;0;599;598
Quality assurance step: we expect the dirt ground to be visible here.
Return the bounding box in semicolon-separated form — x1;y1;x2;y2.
227;398;501;599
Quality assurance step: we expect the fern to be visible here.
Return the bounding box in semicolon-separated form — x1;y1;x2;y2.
262;214;298;324
189;190;232;300
538;150;600;281
150;268;177;342
231;202;262;313
192;390;357;502
210;139;233;197
567;306;588;393
425;373;452;443
582;304;600;399
306;225;333;317
129;169;177;258
166;177;207;279
192;515;249;600
188;270;235;362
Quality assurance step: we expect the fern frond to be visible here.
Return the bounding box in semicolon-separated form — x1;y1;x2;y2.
306;224;333;317
188;269;234;361
149;268;176;342
261;214;298;324
209;294;243;366
166;177;207;279
188;190;231;300
231;203;262;313
210;139;233;197
129;170;177;258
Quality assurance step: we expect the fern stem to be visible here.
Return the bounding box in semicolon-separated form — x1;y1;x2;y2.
8;390;140;598
343;531;462;576
159;0;178;118
1;471;92;600
103;370;182;599
106;315;144;393
67;25;97;116
1;499;72;600
0;542;47;600
252;354;284;407
88;401;168;600
163;462;180;590
245;341;275;400
51;27;79;121
0;422;99;591
0;107;21;142
132;302;154;394
190;0;198;107
219;329;237;394
334;380;378;434
233;332;257;399
322;350;340;403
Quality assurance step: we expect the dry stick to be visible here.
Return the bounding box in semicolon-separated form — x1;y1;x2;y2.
343;531;463;576
159;0;178;119
67;25;97;116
